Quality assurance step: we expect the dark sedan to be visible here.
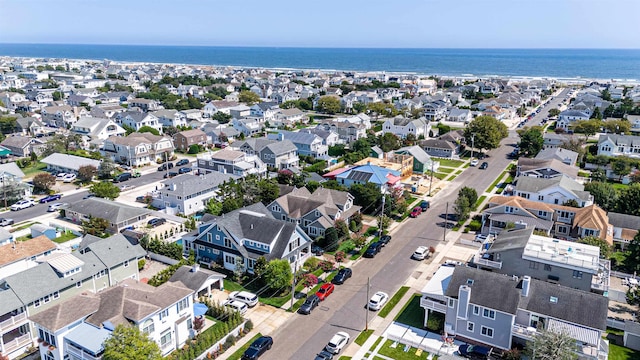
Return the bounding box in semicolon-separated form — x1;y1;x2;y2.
332;268;352;285
40;194;62;203
298;294;320;315
379;235;391;246
242;336;273;360
178;167;192;174
363;242;382;258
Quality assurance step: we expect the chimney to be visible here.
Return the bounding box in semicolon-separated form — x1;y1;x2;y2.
522;276;531;297
457;285;471;320
192;264;199;273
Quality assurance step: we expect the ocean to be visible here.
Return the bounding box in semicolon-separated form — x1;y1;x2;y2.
0;44;639;80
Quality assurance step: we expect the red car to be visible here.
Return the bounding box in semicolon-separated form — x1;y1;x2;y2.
316;283;335;301
410;207;422;218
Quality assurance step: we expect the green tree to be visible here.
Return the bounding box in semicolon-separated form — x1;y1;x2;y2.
90;181;121;200
33;173;56;192
454;194;471;221
205;198;223;215
603;119;631;134
81;217;110;236
584;181;618;211
102;325;162;360
366;102;398;118
138;126;160;136
578;236;612;259
548;108;561;117
322;227;339;249
238;90;260;105
525;328;577;360
98;158;116;179
188;144;200;154
379;132;401;152
572;119;602;140
349;182;383;210
77;165;97;183
464;116;508;151
211;111;233;124
263;259;293;292
458;187;478;209
616;183;640;216
517;126;544;158
612;157;632;181
626;231;640;272
316;96;341;114
52;91;63;101
257;179;280;204
590;169;607;182
254;256;268;278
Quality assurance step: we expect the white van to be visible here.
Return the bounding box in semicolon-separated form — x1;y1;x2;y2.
222;299;248;315
228;291;258;307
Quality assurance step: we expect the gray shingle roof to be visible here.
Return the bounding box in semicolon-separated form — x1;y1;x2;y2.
62;198;151;224
487;228;533;253
41;153;101;172
607;212;640;230
79;233;147;268
161;172;238;197
168;265;226;292
0;288;24;315
28;294;100;332
396;146;432;164
277;130;320;146
514;175;585;195
444;266;521;315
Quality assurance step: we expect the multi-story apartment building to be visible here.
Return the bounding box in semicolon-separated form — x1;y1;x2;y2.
102;133;174;166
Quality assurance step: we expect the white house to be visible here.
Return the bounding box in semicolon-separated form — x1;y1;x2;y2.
597;133;640;159
153;109;189;128
71;117;126;141
382;116;430;139
102;133;174;166
152;172;238;215
513;175;594;207
116;111;163;134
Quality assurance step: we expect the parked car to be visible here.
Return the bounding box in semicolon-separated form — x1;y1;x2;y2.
479;162;489;170
363;241;382;258
332;268;352;285
82;194;95;199
368;291;389;311
298;294;320;315
241;336;273;360
311;244;324;256
229;291;259;307
410;206;422;218
176;159;189;166
136;195;147;203
412;246;429;260
316;283;335;301
147;218;166;227
458;344;492;359
119;164;132;171
178;167;192;174
379;235;391;246
164;171;178;178
474;234;494;243
11;199;34;211
113;172;132;183
222;299;248;315
469;159;479;166
120;184;136;191
0;218;14;226
325;332;350;354
132;171;142;178
47;203;67;212
55;173;67;181
420;200;430;211
157;162;174;171
62;173;77;183
40;194;62;203
314;350;334;360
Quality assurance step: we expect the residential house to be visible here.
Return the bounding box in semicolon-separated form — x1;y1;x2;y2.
29;278;194;359
419;137;459;159
152;172;237;216
0;234;146;359
203;100;239;117
0;227;14;247
543;133;573;149
382;116;430;139
0;163;32;200
394;146;440;174
513;175;593;207
41;153;101;175
232;138;299;170
116;111;163;134
128;98;160;111
249;102;279;121
267;187;361;238
0;136;44;157
41;105;80;127
180;109;203;121
299;128;340;147
482;195;613;244
0;91;26;110
472;228;609;293
420;266;608;359
185;202;312;273
61;198;153;233
229;105;251;119
332;163;401;191
203;125;240;145
316;121;367;143
597;134;640;159
173;129;208;152
535;147;579;166
196;149;267;178
516;158;579;179
269;130;328;159
102;132;174;166
273;108;305;127
232;117;264;137
606;212;640;250
66;94;95;108
423;101;448;121
447;108;473;123
0;235;56;280
71;117;126;141
168;264;226;300
14;116;46;136
557;109;591;129
154;109;189;128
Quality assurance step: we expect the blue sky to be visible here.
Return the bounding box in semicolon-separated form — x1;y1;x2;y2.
1;0;639;48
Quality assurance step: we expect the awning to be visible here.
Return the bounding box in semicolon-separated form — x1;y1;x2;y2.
547;318;600;345
193;302;209;317
0;148;11;157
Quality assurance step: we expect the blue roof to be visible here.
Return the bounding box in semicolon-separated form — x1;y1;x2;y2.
336;164;400;185
65;322;112;355
194;302;209;317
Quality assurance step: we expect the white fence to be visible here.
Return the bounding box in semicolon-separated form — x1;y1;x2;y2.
384;322;465;359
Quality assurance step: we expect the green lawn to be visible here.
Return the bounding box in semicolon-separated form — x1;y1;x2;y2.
52;231;80;244
379;286;410;318
354;329;374;346
454;170;463;175
371;336;383;351
394;294;425;329
378;339;433;360
431;172;448;180
474;196;487;211
226;333;262;360
21;162;47;178
436;167;455;174
437;159;464;167
486;170;508;192
609;343;640;360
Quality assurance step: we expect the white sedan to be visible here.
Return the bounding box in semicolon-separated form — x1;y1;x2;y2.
63;173;77;183
412;246;429;260
470;159;479;166
325;331;350;354
368;291;389;311
48;203;67;212
55;173;67;181
10;199;34;211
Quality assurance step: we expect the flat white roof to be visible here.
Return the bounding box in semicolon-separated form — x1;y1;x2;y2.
420;265;455;298
523;234;600;272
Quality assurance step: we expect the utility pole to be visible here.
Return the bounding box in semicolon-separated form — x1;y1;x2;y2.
428;160;434;197
444;202;448;242
290;247;300;309
2;173;6;210
365;277;370;330
471;134;475;160
379;193;386;237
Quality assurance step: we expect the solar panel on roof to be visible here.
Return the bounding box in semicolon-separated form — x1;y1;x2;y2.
348;171;372;182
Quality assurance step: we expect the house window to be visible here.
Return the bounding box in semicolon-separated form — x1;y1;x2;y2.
448;299;454;308
76;281;82;288
544;264;552;271
207;233;212;242
538;210;547;217
34;299;40;307
216;234;220;240
467;322;475;332
473;306;480;315
557;225;568;234
212;249;220;255
483;309;496;320
584;229;596;237
481;326;494;338
177;298;189;312
142;319;155;334
198;245;205;250
124;260;129;267
538;195;544;201
160;331;172;349
53;291;59;299
505;206;515;213
573;270;583;279
224;239;232;248
159;308;169;321
529;261;539;270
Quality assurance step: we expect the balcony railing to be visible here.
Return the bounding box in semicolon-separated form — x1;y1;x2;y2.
512;323;537;339
0;312;27;332
67;343;101;360
473;253;502;269
2;333;31;353
420;297;447;313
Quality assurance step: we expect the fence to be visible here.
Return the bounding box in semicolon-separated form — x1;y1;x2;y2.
148;252;180;266
384;322;464;359
607;318;626;331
